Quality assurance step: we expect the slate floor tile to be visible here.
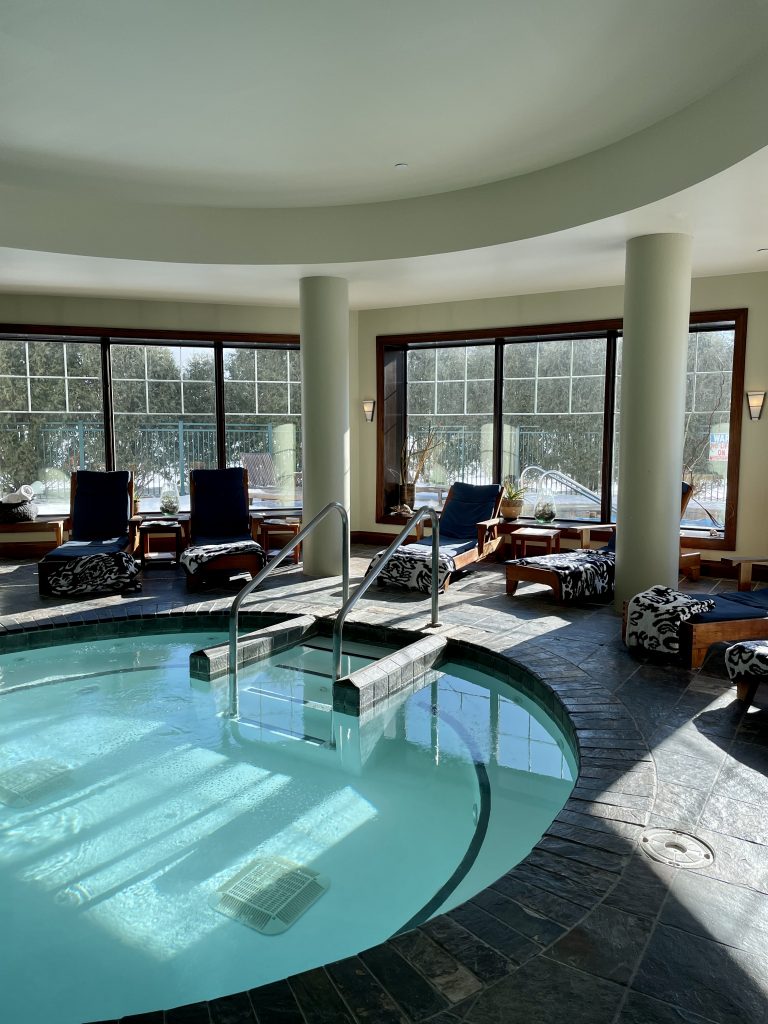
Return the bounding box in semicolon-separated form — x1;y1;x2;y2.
618;991;717;1023
165;1003;213;1024
663;871;768;956
247;979;303;1024
546;903;653;984
651;780;709;828
325;957;408;1024
390;929;483;1004
699;789;768;844
464;956;624;1024
603;852;675;919
633;923;768;1023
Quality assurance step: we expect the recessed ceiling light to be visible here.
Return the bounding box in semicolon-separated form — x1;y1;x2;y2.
394;162;409;171
758;247;768;252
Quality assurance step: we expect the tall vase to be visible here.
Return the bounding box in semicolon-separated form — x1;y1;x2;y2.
399;483;415;508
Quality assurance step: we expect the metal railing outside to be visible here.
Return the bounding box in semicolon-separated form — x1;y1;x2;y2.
331;506;441;682
227;501;350;718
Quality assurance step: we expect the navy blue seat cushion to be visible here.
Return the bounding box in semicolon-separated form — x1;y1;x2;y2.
438;483;501;542
191;469;249;541
410;536;477;559
44;536;130;560
690;589;768;623
71;471;130;541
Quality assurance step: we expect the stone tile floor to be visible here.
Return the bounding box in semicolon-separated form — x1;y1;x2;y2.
1;550;767;1024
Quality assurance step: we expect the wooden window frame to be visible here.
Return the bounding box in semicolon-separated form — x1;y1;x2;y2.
0;323;299;474
376;309;747;551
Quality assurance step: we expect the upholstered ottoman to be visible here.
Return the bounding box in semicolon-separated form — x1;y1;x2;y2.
725;639;768;708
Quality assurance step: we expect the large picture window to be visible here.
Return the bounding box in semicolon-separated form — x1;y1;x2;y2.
0;327;301;514
377;310;746;549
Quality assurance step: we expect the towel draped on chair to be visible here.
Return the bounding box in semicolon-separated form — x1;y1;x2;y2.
44;551;141;596
181;539;264;576
367;546;456;593
625;586;715;655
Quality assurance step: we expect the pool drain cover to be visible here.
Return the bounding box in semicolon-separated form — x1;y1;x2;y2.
214;857;329;934
0;759;71;806
640;828;714;869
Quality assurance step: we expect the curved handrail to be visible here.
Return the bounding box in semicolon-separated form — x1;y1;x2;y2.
332;506;440;681
521;465;602;506
228;501;350;718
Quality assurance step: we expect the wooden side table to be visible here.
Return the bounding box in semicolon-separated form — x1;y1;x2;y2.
260;518;302;563
138;518;188;568
509;526;562;559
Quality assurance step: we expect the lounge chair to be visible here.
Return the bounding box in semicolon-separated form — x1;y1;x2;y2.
504;481;700;603
38;470;139;597
368;481;504;592
181;467;264;590
679;588;768;669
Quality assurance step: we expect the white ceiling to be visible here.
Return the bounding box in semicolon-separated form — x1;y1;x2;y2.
2;0;768;307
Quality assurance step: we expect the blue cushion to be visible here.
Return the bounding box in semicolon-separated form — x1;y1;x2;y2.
691;589;768;623
71;471;130;541
191;469;249;541
410;536;477;559
44;536;130;560
438;482;501;541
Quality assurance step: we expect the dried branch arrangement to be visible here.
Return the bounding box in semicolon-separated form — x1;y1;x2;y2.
400;425;442;484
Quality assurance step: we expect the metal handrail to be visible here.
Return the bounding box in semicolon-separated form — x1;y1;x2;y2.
331;506;441;681
228;501;350;718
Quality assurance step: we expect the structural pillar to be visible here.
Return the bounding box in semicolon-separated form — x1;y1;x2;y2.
299;276;350;576
614;233;692;609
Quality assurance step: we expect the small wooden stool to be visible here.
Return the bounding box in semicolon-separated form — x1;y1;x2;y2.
509;527;561;559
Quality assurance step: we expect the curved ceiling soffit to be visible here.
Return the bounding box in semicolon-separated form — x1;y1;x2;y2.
3;50;768;267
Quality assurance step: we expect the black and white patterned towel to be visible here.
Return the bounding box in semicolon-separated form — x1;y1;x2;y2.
46;551;141;596
514;550;615;601
367;546;456;593
625;585;715;655
725;640;768;680
180;540;264;575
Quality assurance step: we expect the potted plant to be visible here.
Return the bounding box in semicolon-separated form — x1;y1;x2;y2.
501;478;525;520
399;425;442;510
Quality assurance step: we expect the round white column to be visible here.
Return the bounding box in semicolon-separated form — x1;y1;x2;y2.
299;276;350;576
614;233;692;609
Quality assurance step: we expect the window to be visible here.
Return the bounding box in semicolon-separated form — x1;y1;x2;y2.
223;345;302;507
0;335;105;514
0;327;301;514
377;310;746;549
113;342;217;506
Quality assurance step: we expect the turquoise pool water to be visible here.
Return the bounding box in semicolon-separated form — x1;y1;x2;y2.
0;629;575;1024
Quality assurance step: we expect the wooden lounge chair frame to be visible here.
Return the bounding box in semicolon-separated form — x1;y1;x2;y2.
415;483;504;588
38;471;137;596
186;468;264;591
505;482;700;602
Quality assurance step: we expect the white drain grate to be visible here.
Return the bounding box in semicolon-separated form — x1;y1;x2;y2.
640;828;714;869
214;857;329;934
0;759;71;807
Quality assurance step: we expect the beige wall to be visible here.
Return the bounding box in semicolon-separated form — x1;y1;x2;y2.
353;272;768;558
1;272;766;559
0;293;299;335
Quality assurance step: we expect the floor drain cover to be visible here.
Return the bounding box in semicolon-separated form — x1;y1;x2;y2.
0;759;71;806
640;828;714;869
214;857;329;934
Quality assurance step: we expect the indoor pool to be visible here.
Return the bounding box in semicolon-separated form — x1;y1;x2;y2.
0;627;576;1024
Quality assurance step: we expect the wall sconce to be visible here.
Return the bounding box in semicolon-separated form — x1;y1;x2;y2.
362;399;376;422
746;390;766;421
